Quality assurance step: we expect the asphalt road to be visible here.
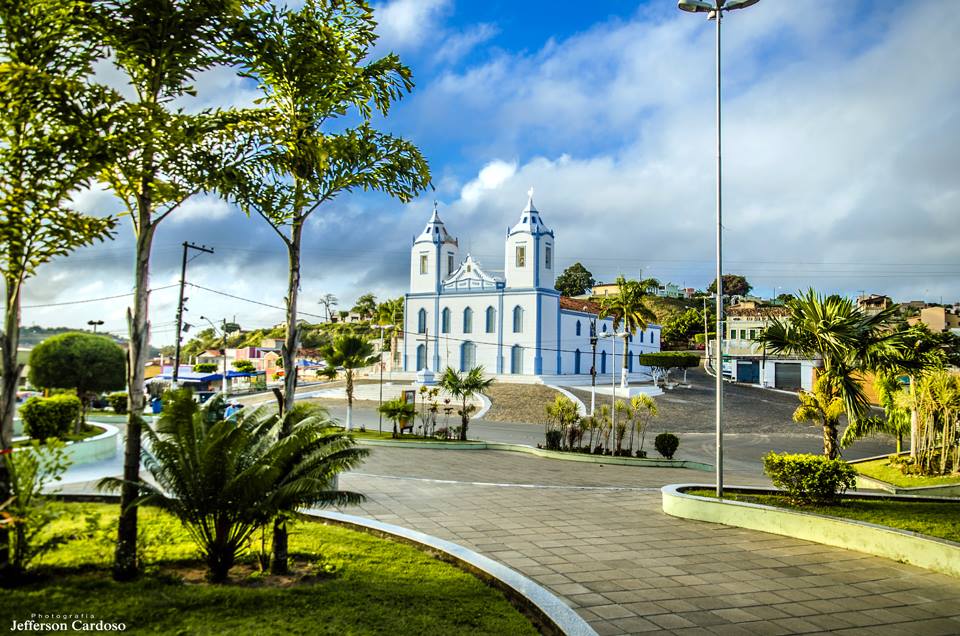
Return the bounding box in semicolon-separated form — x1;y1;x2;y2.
322;368;895;477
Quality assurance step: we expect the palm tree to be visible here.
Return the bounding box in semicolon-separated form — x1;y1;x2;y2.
627;393;658;457
840;371;911;453
546;395;580;450
598;276;656;388
320;333;378;431
794;375;847;459
757;288;900;459
100;391;367;582
379;398;415;438
376;297;404;368
438;366;494;441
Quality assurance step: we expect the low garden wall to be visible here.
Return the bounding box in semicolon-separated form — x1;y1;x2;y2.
662;484;960;579
14;422;119;465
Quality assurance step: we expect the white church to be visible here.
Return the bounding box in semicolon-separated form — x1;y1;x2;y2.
402;191;662;383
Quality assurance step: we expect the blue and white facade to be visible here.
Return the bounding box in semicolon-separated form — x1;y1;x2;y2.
403;194;661;381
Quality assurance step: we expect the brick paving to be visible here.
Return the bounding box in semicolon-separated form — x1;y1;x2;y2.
338;447;960;635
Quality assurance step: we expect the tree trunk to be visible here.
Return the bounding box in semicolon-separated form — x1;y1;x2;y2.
114;220;155;581
460;398;468;440
621;335;629;388
909;376;918;459
273;219;304;576
345;370;354;431
0;275;24;575
823;420;839;460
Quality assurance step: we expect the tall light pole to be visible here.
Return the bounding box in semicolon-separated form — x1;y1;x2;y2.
87;319;104;334
599;331;627;453
372;323;394;435
679;0;760;498
589;318;598;415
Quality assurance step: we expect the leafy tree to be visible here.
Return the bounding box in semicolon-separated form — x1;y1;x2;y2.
555;262;595;297
757;289;900;459
319;333;378;433
232;360;256;374
840;371;910;453
626;394;658;457
100;391;367;582
0;0;117;574
707;274;752;297
660;308;703;350
94;0;254;581
793;375;846;459
352;293;377;320
319;293;338;323
192;362;218;373
639;352;700;384
438;366;493;441
597;276;656;387
28;333;125;431
776;293;795;304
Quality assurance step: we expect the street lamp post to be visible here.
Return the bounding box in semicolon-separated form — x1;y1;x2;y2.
678;0;760;498
599;331;627;453
589;318;598;416
372;323;394;435
87;319;104;334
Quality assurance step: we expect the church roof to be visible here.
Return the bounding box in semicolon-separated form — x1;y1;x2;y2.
442;254;504;292
508;188;553;237
414;203;458;247
559;296;604;316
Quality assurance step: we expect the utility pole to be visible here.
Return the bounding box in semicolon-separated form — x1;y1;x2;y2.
172;242;214;386
703;296;709;366
372;323;394;435
589;318;597;416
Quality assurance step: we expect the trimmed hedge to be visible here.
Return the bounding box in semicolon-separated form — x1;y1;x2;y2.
639;352;700;370
654;432;679;459
193;363;218;373
20;394;81;440
107;392;128;414
762;452;856;505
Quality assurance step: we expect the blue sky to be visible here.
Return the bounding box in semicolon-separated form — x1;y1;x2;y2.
23;0;960;344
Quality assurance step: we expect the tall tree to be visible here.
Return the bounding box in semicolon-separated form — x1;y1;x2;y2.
376;297;403;367
28;333;126;431
555;262;595;297
319;332;378;432
352;293;377;320
597;276;656;387
225;0;429;574
0;0;117;576
758;289;900;459
708;274;752;297
94;0;252;581
319;293;338;322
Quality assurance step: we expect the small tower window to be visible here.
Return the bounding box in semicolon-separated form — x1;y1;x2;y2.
463;307;473;333
417;308;427;334
441;308;450;334
447;253;454;274
486;307;496;333
419;254;428;275
575;321;581;336
516;245;526;268
545;245;552;270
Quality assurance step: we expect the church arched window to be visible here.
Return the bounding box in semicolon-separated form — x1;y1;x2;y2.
575;321;581;336
441;308;450;334
463;307;473;333
511;345;523;374
417;308;426;334
574;349;581;374
416;344;426;371
485;307;496;333
461;341;476;371
512;306;523;333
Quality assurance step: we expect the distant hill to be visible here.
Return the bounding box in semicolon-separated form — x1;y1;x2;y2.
18;325;160;358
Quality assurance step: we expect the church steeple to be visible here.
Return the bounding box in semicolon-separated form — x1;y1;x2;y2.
410;202;459;294
505;188;555;290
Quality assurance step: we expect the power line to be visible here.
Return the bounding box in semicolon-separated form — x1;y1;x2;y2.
185;283;327;319
22;284;180;309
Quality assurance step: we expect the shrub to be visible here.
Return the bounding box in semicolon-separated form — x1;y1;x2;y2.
193;363;219;373
762;452;856;505
654;433;679;459
20;395;81;440
544;429;562;450
107;392;128;414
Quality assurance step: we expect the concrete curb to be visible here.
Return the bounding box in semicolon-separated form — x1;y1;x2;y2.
356;438;712;471
14;422;118;465
545;385;587;416
308;509;596;636
661;484;960;579
848;454;960;497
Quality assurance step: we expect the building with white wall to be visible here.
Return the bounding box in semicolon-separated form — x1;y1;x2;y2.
403;192;661;382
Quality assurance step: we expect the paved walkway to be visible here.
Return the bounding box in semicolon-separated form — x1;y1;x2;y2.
337;447;960;636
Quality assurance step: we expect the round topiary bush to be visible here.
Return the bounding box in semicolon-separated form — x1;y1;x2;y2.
654;432;679;459
107;392;128;414
762;452;856;505
20;394;82;440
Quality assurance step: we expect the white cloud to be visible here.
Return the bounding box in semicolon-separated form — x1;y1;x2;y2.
168;195;234;225
459;159;517;206
374;0;449;49
433;23;498;65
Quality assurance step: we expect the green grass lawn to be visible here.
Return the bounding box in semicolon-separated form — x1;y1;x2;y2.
13;424;106;447
688;489;960;543
0;502;537;635
853;457;960;488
